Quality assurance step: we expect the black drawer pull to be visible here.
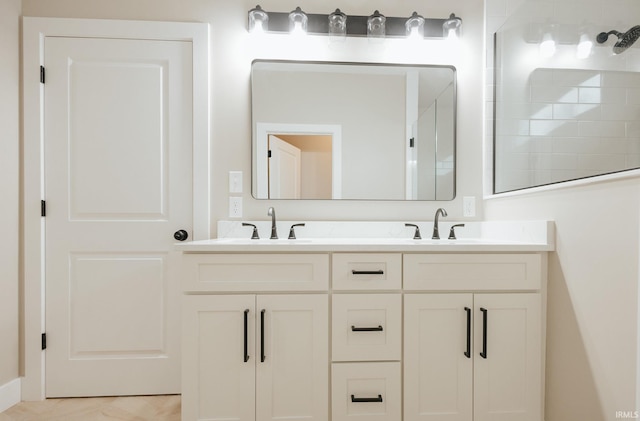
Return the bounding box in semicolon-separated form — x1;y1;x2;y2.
464;307;471;359
351;394;383;403
351;325;383;332
480;307;488;359
243;309;250;362
352;270;384;275
260;309;266;362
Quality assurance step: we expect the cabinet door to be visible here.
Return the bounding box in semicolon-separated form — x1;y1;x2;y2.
404;294;473;421
182;295;256;421
474;293;542;421
256;294;329;421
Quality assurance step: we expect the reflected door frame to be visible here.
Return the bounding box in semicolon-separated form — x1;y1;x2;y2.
255;122;342;199
22;17;210;400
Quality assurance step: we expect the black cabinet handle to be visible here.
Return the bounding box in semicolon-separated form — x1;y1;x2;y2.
260;309;266;362
480;308;488;359
464;307;471;359
351;394;383;403
351;270;384;275
351;325;383;332
243;309;250;362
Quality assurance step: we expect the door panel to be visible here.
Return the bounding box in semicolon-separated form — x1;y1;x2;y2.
44;36;192;397
69;60;167;219
69;254;165;357
182;295;256;421
404;294;473;421
473;293;542;421
256;294;328;421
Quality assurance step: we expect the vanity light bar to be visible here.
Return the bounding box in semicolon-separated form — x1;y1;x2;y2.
248;6;462;39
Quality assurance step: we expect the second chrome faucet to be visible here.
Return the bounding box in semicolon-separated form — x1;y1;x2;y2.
267;206;278;239
432;208;448;240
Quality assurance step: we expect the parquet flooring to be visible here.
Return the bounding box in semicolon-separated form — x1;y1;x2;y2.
0;395;180;421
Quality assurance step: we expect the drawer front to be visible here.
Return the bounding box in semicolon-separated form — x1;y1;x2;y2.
403;253;542;291
331;362;401;421
332;294;401;362
332;253;401;290
182;253;329;292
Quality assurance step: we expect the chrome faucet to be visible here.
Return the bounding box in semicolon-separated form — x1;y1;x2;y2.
432;208;448;240
267;207;278;239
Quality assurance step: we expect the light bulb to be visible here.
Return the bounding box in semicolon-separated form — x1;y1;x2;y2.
540;33;556;57
405;12;425;41
288;7;308;37
367;10;386;41
577;33;593;59
248;5;269;34
328;8;347;43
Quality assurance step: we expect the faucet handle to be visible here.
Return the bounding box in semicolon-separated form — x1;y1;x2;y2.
405;223;422;240
242;223;260;239
288;223;306;240
448;223;465;240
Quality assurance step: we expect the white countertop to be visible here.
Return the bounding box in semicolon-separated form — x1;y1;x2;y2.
176;220;555;253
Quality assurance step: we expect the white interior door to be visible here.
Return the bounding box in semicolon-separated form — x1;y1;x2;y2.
268;135;301;199
44;36;193;397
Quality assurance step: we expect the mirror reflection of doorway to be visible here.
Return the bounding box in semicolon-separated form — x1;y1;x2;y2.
268;134;332;199
268;135;301;199
256;123;342;199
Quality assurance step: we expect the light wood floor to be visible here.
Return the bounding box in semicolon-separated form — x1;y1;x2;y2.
0;395;180;421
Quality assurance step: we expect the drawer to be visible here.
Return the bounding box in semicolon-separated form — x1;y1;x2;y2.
331;362;401;421
332;294;401;362
403;253;542;291
332;253;401;290
182;253;329;292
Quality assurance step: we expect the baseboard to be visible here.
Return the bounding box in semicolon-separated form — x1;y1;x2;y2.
0;377;21;412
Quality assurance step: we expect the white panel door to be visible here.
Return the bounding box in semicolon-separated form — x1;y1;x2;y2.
473;293;542;421
268;135;301;199
44;36;192;397
182;295;256;421
256;294;328;421
404;294;473;421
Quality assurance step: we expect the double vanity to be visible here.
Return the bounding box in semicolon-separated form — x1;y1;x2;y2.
178;219;553;421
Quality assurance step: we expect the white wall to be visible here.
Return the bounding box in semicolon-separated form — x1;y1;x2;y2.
486;0;640;419
0;0;21;390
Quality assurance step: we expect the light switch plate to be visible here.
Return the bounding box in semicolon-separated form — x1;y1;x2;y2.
229;171;243;193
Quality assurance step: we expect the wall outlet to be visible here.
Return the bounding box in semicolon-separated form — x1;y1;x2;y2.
229;196;243;218
463;196;476;217
229;171;243;193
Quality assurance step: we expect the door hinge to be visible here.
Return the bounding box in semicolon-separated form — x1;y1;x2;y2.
41;333;47;350
409;137;415;148
40;66;45;84
41;200;46;217
268;150;272;158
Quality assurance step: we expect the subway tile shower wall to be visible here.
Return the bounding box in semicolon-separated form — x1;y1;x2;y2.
495;68;640;192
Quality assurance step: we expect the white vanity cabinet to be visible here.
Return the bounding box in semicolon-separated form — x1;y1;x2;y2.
181;254;329;421
180;243;549;421
403;254;544;421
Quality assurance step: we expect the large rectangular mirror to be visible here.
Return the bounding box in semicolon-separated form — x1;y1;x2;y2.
251;60;456;200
